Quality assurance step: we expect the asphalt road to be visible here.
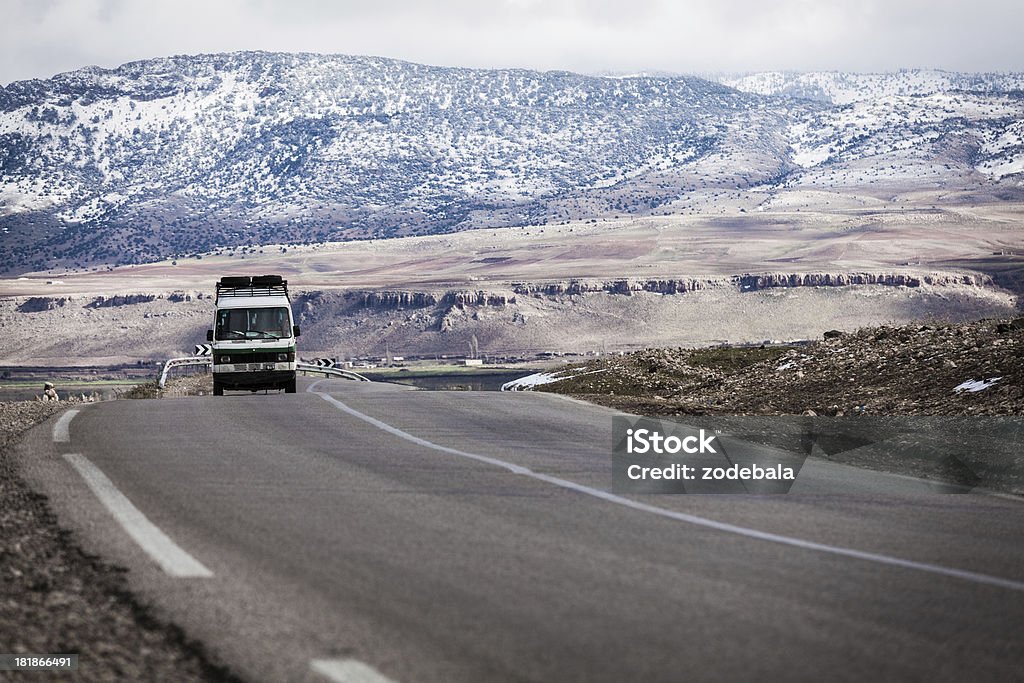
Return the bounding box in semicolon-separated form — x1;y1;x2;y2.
20;378;1024;682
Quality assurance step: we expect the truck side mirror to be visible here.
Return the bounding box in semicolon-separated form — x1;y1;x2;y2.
292;325;301;337
206;329;214;342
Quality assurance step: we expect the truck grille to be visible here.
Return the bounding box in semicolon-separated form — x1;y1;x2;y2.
215;351;294;364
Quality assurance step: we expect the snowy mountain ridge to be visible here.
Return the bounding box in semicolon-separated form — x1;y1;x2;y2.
1;52;1022;274
714;69;1024;105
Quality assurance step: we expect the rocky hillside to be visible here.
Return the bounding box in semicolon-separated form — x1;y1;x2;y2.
2;53;1023;274
532;317;1024;416
0;51;768;273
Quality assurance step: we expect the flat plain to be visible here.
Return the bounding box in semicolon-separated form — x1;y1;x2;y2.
1;195;1022;364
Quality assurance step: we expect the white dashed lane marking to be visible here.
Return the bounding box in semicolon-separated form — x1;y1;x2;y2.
63;453;213;578
310;658;398;683
52;409;79;443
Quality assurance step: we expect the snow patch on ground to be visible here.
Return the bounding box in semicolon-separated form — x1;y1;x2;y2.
501;367;610;391
952;377;1001;393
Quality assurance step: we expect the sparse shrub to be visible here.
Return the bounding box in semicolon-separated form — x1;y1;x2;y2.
119;382;160;399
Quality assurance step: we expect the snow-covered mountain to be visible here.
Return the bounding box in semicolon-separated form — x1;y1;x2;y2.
1;53;1022;274
715;69;1024;105
716;70;1024;180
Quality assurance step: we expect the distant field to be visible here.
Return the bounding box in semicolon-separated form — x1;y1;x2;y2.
2;201;1022;297
0;199;1021;363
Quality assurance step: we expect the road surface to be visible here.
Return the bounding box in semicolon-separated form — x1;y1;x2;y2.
20;378;1024;682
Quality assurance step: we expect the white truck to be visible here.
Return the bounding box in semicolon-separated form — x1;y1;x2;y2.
206;275;300;395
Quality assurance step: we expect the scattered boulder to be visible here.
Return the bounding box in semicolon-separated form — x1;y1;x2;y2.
85;294;157;308
17;297;66;313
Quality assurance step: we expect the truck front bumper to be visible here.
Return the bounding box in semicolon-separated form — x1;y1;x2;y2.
213;364;296;390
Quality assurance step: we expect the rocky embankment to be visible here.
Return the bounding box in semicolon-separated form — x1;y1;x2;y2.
299;269;1004;333
536;316;1024;416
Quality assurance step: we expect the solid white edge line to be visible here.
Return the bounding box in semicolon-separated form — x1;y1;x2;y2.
52;409;79;443
63;453;213;578
310;658;397;683
309;380;1024;593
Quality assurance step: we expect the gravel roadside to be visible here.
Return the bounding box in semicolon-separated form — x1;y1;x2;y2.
532;317;1024;493
537;317;1024;416
0;399;238;682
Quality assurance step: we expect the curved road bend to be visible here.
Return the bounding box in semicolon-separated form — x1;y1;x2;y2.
19;378;1024;682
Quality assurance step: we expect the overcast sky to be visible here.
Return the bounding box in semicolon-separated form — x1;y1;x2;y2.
3;0;1023;85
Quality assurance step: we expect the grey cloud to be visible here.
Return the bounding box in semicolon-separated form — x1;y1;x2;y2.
2;0;1023;85
95;0;123;23
15;0;61;22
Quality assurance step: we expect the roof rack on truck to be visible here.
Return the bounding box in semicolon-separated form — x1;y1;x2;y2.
215;275;289;299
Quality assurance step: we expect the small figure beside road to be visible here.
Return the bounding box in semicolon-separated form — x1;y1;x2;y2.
41;382;59;402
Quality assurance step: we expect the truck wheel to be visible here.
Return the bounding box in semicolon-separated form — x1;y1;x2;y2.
285;378;296;394
213;380;224;396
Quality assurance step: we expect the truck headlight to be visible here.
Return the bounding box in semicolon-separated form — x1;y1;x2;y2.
220;355;231;364
277;352;295;362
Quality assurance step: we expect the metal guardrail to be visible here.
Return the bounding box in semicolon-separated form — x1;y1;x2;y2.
158;358;371;388
159;357;212;388
295;363;371;382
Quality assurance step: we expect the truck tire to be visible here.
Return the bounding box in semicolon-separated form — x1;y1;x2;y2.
213;380;224;396
285;378;296;394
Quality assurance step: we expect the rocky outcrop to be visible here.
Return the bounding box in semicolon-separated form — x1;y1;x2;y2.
291;291;326;324
511;279;717;296
433;291;515;332
437;310;458;332
354;291;438;309
639;279;715;295
317;273;993;323
84;294;157;308
508;272;992;298
512;281;585;296
441;291;513;308
734;272;992;291
282;271;1002;339
17;297;67;313
512;272;993;296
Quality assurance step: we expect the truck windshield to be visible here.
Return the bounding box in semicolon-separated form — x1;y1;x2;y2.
216;307;292;340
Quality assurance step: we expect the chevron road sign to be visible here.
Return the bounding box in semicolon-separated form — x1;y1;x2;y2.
194;344;212;356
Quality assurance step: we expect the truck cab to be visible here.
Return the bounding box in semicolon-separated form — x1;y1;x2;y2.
207;275;300;395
